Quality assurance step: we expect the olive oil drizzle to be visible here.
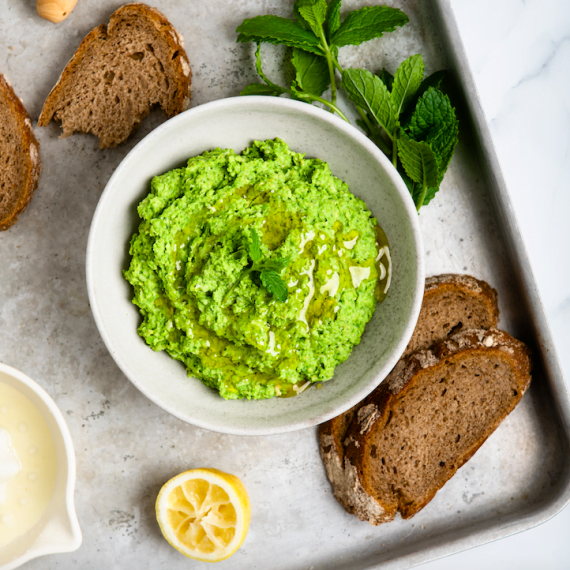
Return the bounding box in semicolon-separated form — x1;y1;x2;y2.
141;174;390;398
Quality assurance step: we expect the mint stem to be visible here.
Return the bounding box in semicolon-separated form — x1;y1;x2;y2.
392;138;398;169
317;26;337;109
306;93;350;122
355;105;392;155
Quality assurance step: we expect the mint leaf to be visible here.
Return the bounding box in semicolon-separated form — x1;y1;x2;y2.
240;83;286;96
260;269;288;301
341;68;397;137
400;70;446;127
408;87;455;141
426;116;459;184
419;185;439;207
331;6;408;47
397;137;439;188
295;0;327;38
326;0;342;39
237;16;324;55
263;257;290;272
407;86;459;186
378;69;394;92
292;48;330;96
293;3;311;31
391;54;424;117
249;228;262;263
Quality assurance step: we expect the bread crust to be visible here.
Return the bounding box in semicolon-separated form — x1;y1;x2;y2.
343;328;532;525
0;74;42;231
318;273;500;517
407;273;499;356
38;3;192;147
318;403;359;514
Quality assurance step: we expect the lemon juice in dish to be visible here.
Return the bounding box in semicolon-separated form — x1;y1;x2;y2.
0;381;57;547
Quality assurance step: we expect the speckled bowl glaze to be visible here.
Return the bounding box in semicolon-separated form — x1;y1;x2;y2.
86;96;424;435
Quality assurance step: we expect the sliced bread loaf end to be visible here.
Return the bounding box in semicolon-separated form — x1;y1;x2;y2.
343;328;531;525
318;274;500;516
405;274;499;356
0;74;41;231
38;3;192;148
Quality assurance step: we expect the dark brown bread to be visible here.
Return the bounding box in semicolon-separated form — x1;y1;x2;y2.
318;403;360;514
406;274;499;357
38;3;192;148
341;328;531;525
0;74;41;231
318;274;499;512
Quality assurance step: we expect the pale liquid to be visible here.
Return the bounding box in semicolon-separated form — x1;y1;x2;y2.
0;382;57;548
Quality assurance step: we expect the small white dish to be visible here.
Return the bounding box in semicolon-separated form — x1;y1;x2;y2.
0;363;81;570
86;96;424;435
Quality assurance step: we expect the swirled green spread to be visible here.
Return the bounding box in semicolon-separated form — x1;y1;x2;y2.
124;139;391;400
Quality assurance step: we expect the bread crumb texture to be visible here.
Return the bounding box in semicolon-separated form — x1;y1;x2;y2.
0;74;41;230
343;327;531;525
38;3;192;148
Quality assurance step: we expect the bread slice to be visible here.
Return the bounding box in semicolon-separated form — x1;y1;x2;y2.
341;328;531;525
38;3;192;148
406;274;499;357
318;274;499;512
0;74;42;231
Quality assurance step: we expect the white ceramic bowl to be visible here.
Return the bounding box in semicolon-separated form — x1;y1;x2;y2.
0;363;82;570
86;96;424;435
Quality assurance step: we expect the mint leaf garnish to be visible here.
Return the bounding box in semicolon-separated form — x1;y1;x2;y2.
263;257;291;272
391;54;424;117
295;0;327;37
378;68;394;92
224;228;289;305
404;86;459;199
235;3;458;213
408;87;456;141
400;70;446;125
426;118;459;185
236;15;324;55
292;48;330;97
260;270;288;302
331;6;408;47
249;228;262;263
341;68;397;137
326;0;342;39
398;137;439;210
398;138;439;186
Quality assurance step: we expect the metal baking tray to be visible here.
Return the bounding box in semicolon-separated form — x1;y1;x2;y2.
1;0;569;568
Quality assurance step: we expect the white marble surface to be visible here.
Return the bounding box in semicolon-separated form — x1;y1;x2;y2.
421;0;570;568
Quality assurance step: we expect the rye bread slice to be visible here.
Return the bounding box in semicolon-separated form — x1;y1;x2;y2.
406;274;499;357
341;328;531;525
38;3;192;148
0;74;41;231
318;274;499;513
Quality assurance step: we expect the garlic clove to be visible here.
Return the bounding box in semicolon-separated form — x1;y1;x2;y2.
37;0;79;24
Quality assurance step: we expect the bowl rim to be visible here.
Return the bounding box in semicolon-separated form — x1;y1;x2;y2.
0;362;82;570
86;95;425;435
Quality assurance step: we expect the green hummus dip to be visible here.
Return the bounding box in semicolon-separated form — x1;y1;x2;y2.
124;139;391;400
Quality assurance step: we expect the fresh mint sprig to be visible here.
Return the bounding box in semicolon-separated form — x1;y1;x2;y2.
344;60;459;210
236;1;459;212
237;0;407;109
224;228;290;305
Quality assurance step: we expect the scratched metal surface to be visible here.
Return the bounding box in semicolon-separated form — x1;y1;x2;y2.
1;0;569;569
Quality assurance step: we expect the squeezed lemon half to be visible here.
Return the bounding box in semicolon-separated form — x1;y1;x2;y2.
156;468;251;562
